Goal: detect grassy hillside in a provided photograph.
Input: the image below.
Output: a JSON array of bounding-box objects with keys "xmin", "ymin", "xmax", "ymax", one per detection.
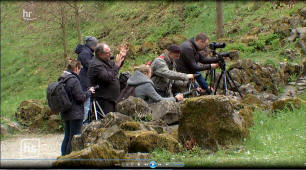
[{"xmin": 1, "ymin": 1, "xmax": 305, "ymax": 120}]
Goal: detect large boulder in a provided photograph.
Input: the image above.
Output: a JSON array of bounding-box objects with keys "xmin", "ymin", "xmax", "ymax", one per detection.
[
  {"xmin": 179, "ymin": 95, "xmax": 253, "ymax": 151},
  {"xmin": 149, "ymin": 100, "xmax": 180, "ymax": 125},
  {"xmin": 116, "ymin": 96, "xmax": 152, "ymax": 120}
]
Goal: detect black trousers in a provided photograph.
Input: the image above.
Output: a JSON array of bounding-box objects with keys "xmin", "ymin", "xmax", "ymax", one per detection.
[
  {"xmin": 96, "ymin": 97, "xmax": 116, "ymax": 115},
  {"xmin": 61, "ymin": 119, "xmax": 82, "ymax": 156}
]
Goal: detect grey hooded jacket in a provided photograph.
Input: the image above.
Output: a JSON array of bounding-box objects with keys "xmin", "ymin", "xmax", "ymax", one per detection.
[
  {"xmin": 151, "ymin": 52, "xmax": 189, "ymax": 96},
  {"xmin": 127, "ymin": 70, "xmax": 176, "ymax": 103}
]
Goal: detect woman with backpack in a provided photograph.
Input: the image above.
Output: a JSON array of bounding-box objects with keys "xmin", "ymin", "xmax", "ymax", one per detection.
[
  {"xmin": 126, "ymin": 64, "xmax": 184, "ymax": 103},
  {"xmin": 58, "ymin": 59, "xmax": 95, "ymax": 156}
]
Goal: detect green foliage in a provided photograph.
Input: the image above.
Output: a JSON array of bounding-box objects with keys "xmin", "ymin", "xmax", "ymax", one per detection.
[
  {"xmin": 264, "ymin": 59, "xmax": 279, "ymax": 69},
  {"xmin": 183, "ymin": 3, "xmax": 201, "ymax": 19},
  {"xmin": 289, "ymin": 73, "xmax": 298, "ymax": 82}
]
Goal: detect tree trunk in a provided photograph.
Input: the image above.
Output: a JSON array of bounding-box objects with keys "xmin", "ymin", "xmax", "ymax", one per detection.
[
  {"xmin": 74, "ymin": 2, "xmax": 82, "ymax": 44},
  {"xmin": 216, "ymin": 0, "xmax": 224, "ymax": 39},
  {"xmin": 60, "ymin": 5, "xmax": 68, "ymax": 59}
]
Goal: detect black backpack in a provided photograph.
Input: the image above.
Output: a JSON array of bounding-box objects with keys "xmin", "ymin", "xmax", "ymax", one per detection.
[
  {"xmin": 46, "ymin": 75, "xmax": 75, "ymax": 113},
  {"xmin": 117, "ymin": 85, "xmax": 136, "ymax": 103},
  {"xmin": 119, "ymin": 72, "xmax": 131, "ymax": 91}
]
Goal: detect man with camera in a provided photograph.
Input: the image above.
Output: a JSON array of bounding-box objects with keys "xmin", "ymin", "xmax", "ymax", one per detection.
[
  {"xmin": 87, "ymin": 43, "xmax": 128, "ymax": 115},
  {"xmin": 176, "ymin": 33, "xmax": 219, "ymax": 94},
  {"xmin": 150, "ymin": 45, "xmax": 195, "ymax": 97},
  {"xmin": 75, "ymin": 36, "xmax": 98, "ymax": 124}
]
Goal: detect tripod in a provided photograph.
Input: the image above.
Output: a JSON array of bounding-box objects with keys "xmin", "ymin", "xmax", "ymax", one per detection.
[
  {"xmin": 89, "ymin": 96, "xmax": 106, "ymax": 122},
  {"xmin": 213, "ymin": 59, "xmax": 243, "ymax": 97}
]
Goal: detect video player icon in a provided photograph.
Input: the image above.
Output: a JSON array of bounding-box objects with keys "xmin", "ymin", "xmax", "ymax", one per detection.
[{"xmin": 149, "ymin": 161, "xmax": 157, "ymax": 168}]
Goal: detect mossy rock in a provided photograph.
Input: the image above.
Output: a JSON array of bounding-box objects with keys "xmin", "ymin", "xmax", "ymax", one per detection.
[
  {"xmin": 240, "ymin": 94, "xmax": 270, "ymax": 110},
  {"xmin": 129, "ymin": 131, "xmax": 179, "ymax": 153},
  {"xmin": 120, "ymin": 121, "xmax": 141, "ymax": 131},
  {"xmin": 179, "ymin": 95, "xmax": 253, "ymax": 151},
  {"xmin": 15, "ymin": 100, "xmax": 44, "ymax": 124},
  {"xmin": 116, "ymin": 96, "xmax": 152, "ymax": 120},
  {"xmin": 53, "ymin": 141, "xmax": 127, "ymax": 168},
  {"xmin": 272, "ymin": 97, "xmax": 302, "ymax": 112}
]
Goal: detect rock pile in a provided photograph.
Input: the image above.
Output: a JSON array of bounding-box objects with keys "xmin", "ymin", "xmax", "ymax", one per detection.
[
  {"xmin": 54, "ymin": 112, "xmax": 179, "ymax": 167},
  {"xmin": 15, "ymin": 100, "xmax": 63, "ymax": 132}
]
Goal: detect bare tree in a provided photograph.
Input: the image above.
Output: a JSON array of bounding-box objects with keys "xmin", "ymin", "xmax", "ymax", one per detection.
[
  {"xmin": 60, "ymin": 5, "xmax": 68, "ymax": 59},
  {"xmin": 216, "ymin": 0, "xmax": 224, "ymax": 39},
  {"xmin": 66, "ymin": 1, "xmax": 82, "ymax": 44},
  {"xmin": 39, "ymin": 2, "xmax": 70, "ymax": 60}
]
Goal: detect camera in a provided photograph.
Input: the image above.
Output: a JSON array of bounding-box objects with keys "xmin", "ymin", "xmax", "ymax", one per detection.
[{"xmin": 209, "ymin": 42, "xmax": 226, "ymax": 51}]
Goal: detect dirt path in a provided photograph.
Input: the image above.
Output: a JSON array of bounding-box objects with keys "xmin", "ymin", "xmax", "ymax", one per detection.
[{"xmin": 1, "ymin": 133, "xmax": 64, "ymax": 168}]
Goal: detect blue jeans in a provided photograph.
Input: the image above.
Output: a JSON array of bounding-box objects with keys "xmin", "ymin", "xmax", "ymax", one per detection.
[
  {"xmin": 195, "ymin": 71, "xmax": 209, "ymax": 90},
  {"xmin": 61, "ymin": 119, "xmax": 82, "ymax": 156},
  {"xmin": 83, "ymin": 98, "xmax": 91, "ymax": 123}
]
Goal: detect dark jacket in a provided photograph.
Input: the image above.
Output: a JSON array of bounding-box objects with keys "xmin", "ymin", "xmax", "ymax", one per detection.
[
  {"xmin": 59, "ymin": 70, "xmax": 91, "ymax": 121},
  {"xmin": 176, "ymin": 38, "xmax": 219, "ymax": 74},
  {"xmin": 75, "ymin": 44, "xmax": 94, "ymax": 91},
  {"xmin": 87, "ymin": 56, "xmax": 121, "ymax": 101},
  {"xmin": 127, "ymin": 70, "xmax": 176, "ymax": 103}
]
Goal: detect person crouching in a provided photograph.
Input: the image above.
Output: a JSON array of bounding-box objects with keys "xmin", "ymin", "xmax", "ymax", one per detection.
[{"xmin": 127, "ymin": 64, "xmax": 184, "ymax": 103}]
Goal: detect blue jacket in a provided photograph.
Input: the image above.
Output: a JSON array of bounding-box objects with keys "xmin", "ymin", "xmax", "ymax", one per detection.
[{"xmin": 75, "ymin": 44, "xmax": 94, "ymax": 91}]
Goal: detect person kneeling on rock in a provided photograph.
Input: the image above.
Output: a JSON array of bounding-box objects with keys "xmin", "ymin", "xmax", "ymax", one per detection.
[
  {"xmin": 58, "ymin": 59, "xmax": 95, "ymax": 156},
  {"xmin": 127, "ymin": 64, "xmax": 184, "ymax": 103}
]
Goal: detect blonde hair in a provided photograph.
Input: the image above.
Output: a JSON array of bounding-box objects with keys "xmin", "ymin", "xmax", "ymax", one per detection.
[{"xmin": 134, "ymin": 64, "xmax": 151, "ymax": 75}]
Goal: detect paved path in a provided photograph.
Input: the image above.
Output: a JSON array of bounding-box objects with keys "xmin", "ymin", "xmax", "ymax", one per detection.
[{"xmin": 1, "ymin": 133, "xmax": 64, "ymax": 168}]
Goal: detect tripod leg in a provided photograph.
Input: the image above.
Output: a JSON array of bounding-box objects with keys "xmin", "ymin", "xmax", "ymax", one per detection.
[
  {"xmin": 223, "ymin": 71, "xmax": 227, "ymax": 96},
  {"xmin": 93, "ymin": 100, "xmax": 98, "ymax": 120},
  {"xmin": 95, "ymin": 101, "xmax": 106, "ymax": 118},
  {"xmin": 214, "ymin": 71, "xmax": 224, "ymax": 95},
  {"xmin": 209, "ymin": 70, "xmax": 213, "ymax": 92},
  {"xmin": 226, "ymin": 74, "xmax": 234, "ymax": 95},
  {"xmin": 226, "ymin": 71, "xmax": 243, "ymax": 98}
]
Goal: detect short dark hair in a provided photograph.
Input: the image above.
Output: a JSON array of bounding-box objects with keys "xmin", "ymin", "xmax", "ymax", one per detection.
[
  {"xmin": 95, "ymin": 43, "xmax": 106, "ymax": 56},
  {"xmin": 195, "ymin": 33, "xmax": 209, "ymax": 42},
  {"xmin": 167, "ymin": 44, "xmax": 181, "ymax": 54},
  {"xmin": 67, "ymin": 59, "xmax": 82, "ymax": 71}
]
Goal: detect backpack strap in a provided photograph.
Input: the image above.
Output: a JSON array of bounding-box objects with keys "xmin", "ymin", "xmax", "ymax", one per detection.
[{"xmin": 59, "ymin": 74, "xmax": 76, "ymax": 84}]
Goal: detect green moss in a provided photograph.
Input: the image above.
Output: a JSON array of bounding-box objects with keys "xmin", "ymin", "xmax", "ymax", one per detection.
[{"xmin": 120, "ymin": 121, "xmax": 141, "ymax": 131}]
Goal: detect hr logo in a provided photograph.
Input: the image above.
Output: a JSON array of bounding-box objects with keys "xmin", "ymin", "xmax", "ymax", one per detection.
[
  {"xmin": 22, "ymin": 9, "xmax": 36, "ymax": 21},
  {"xmin": 22, "ymin": 2, "xmax": 36, "ymax": 21},
  {"xmin": 20, "ymin": 138, "xmax": 40, "ymax": 158}
]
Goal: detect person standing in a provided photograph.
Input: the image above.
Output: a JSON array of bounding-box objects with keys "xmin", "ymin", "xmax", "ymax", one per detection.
[
  {"xmin": 176, "ymin": 33, "xmax": 219, "ymax": 94},
  {"xmin": 59, "ymin": 59, "xmax": 95, "ymax": 156},
  {"xmin": 75, "ymin": 36, "xmax": 98, "ymax": 124},
  {"xmin": 87, "ymin": 43, "xmax": 128, "ymax": 115}
]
